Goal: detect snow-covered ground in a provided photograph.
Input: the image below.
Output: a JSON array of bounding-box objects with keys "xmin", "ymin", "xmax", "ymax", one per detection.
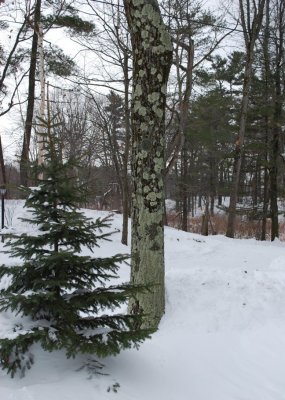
[{"xmin": 1, "ymin": 201, "xmax": 285, "ymax": 400}]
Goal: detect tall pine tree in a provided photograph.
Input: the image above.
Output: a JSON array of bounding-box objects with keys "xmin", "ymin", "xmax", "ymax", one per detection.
[{"xmin": 0, "ymin": 126, "xmax": 148, "ymax": 377}]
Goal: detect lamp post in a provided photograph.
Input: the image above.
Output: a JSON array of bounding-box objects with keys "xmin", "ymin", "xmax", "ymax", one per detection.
[{"xmin": 0, "ymin": 187, "xmax": 7, "ymax": 243}]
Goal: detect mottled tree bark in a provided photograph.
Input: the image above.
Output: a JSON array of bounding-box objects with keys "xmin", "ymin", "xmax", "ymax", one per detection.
[{"xmin": 123, "ymin": 0, "xmax": 172, "ymax": 329}]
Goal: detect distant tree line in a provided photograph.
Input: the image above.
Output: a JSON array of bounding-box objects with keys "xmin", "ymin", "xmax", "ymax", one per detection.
[{"xmin": 0, "ymin": 0, "xmax": 284, "ymax": 242}]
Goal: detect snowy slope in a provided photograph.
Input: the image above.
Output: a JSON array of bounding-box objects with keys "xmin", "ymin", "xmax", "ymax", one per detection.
[{"xmin": 0, "ymin": 201, "xmax": 285, "ymax": 400}]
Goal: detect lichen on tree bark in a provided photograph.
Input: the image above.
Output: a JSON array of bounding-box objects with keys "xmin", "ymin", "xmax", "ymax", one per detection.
[{"xmin": 123, "ymin": 0, "xmax": 172, "ymax": 329}]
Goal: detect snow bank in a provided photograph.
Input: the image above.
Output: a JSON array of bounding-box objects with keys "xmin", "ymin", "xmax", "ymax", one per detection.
[{"xmin": 0, "ymin": 201, "xmax": 284, "ymax": 400}]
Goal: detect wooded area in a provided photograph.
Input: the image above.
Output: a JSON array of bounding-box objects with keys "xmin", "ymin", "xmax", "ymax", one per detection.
[
  {"xmin": 0, "ymin": 0, "xmax": 284, "ymax": 241},
  {"xmin": 0, "ymin": 0, "xmax": 284, "ymax": 373}
]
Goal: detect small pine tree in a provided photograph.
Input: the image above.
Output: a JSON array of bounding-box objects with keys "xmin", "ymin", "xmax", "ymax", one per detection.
[{"xmin": 0, "ymin": 131, "xmax": 148, "ymax": 377}]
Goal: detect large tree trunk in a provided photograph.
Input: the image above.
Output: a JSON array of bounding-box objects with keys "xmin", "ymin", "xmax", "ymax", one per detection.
[
  {"xmin": 20, "ymin": 0, "xmax": 41, "ymax": 187},
  {"xmin": 124, "ymin": 0, "xmax": 172, "ymax": 329}
]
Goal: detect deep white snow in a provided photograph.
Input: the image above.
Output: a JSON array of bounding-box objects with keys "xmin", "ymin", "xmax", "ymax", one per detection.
[{"xmin": 0, "ymin": 200, "xmax": 285, "ymax": 400}]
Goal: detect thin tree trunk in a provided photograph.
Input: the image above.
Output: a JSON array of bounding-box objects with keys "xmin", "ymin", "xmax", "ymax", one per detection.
[
  {"xmin": 226, "ymin": 58, "xmax": 253, "ymax": 238},
  {"xmin": 269, "ymin": 129, "xmax": 279, "ymax": 240},
  {"xmin": 226, "ymin": 0, "xmax": 266, "ymax": 238},
  {"xmin": 261, "ymin": 161, "xmax": 269, "ymax": 240},
  {"xmin": 167, "ymin": 34, "xmax": 194, "ymax": 231},
  {"xmin": 0, "ymin": 135, "xmax": 6, "ymax": 187},
  {"xmin": 201, "ymin": 196, "xmax": 209, "ymax": 236},
  {"xmin": 37, "ymin": 21, "xmax": 45, "ymax": 169},
  {"xmin": 20, "ymin": 0, "xmax": 42, "ymax": 187},
  {"xmin": 181, "ymin": 146, "xmax": 188, "ymax": 231},
  {"xmin": 165, "ymin": 39, "xmax": 194, "ymax": 176},
  {"xmin": 0, "ymin": 19, "xmax": 26, "ymax": 94},
  {"xmin": 210, "ymin": 156, "xmax": 216, "ymax": 216},
  {"xmin": 121, "ymin": 50, "xmax": 131, "ymax": 245},
  {"xmin": 269, "ymin": 0, "xmax": 284, "ymax": 241},
  {"xmin": 261, "ymin": 0, "xmax": 270, "ymax": 241}
]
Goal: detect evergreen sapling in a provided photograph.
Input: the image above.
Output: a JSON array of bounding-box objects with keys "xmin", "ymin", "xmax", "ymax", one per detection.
[{"xmin": 0, "ymin": 135, "xmax": 148, "ymax": 377}]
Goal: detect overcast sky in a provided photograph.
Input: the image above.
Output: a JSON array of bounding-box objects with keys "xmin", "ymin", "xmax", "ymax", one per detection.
[{"xmin": 0, "ymin": 0, "xmax": 241, "ymax": 161}]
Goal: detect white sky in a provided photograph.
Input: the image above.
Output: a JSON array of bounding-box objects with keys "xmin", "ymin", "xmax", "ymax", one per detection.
[{"xmin": 0, "ymin": 0, "xmax": 241, "ymax": 161}]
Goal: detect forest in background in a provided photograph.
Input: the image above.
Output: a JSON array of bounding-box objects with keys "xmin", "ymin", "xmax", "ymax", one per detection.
[{"xmin": 0, "ymin": 0, "xmax": 284, "ymax": 242}]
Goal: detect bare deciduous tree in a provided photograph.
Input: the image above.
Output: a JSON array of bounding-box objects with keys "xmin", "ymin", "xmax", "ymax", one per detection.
[{"xmin": 226, "ymin": 0, "xmax": 266, "ymax": 238}]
